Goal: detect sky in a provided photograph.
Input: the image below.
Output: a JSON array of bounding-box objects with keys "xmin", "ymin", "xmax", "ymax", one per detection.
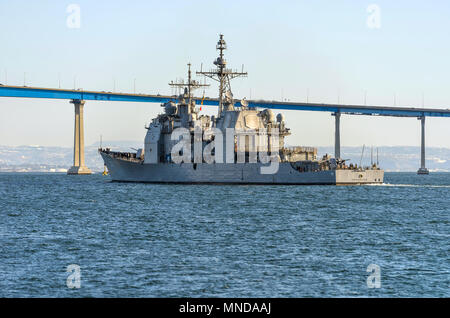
[{"xmin": 0, "ymin": 0, "xmax": 449, "ymax": 148}]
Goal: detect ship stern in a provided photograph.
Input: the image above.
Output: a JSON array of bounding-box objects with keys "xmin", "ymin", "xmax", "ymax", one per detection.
[{"xmin": 335, "ymin": 169, "xmax": 384, "ymax": 185}]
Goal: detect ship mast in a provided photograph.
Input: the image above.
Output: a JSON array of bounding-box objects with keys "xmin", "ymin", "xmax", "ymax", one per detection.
[
  {"xmin": 169, "ymin": 63, "xmax": 209, "ymax": 105},
  {"xmin": 197, "ymin": 34, "xmax": 247, "ymax": 116}
]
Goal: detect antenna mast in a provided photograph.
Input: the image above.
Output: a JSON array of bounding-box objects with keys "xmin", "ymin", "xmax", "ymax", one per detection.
[
  {"xmin": 377, "ymin": 147, "xmax": 379, "ymax": 166},
  {"xmin": 169, "ymin": 63, "xmax": 209, "ymax": 105},
  {"xmin": 359, "ymin": 144, "xmax": 365, "ymax": 168},
  {"xmin": 197, "ymin": 34, "xmax": 247, "ymax": 116},
  {"xmin": 371, "ymin": 146, "xmax": 373, "ymax": 166}
]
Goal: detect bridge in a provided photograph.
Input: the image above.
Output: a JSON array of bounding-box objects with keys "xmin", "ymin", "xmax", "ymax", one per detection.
[{"xmin": 1, "ymin": 84, "xmax": 450, "ymax": 174}]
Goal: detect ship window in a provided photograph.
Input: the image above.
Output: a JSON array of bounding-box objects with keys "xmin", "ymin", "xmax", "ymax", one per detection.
[{"xmin": 193, "ymin": 163, "xmax": 197, "ymax": 170}]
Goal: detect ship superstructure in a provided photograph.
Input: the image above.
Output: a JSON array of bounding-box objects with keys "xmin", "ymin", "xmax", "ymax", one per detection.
[{"xmin": 99, "ymin": 35, "xmax": 383, "ymax": 184}]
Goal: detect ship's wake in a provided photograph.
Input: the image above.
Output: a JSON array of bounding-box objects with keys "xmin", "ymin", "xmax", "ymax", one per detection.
[{"xmin": 367, "ymin": 183, "xmax": 450, "ymax": 188}]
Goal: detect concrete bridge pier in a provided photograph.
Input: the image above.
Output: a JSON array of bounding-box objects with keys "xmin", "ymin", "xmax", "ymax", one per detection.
[
  {"xmin": 333, "ymin": 112, "xmax": 341, "ymax": 159},
  {"xmin": 417, "ymin": 116, "xmax": 429, "ymax": 175},
  {"xmin": 67, "ymin": 99, "xmax": 91, "ymax": 175}
]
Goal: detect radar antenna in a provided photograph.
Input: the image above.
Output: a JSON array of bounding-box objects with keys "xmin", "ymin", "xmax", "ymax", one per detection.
[
  {"xmin": 169, "ymin": 63, "xmax": 209, "ymax": 105},
  {"xmin": 197, "ymin": 34, "xmax": 247, "ymax": 116}
]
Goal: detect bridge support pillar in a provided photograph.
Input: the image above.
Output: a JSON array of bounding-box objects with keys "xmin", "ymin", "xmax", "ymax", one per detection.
[
  {"xmin": 67, "ymin": 99, "xmax": 91, "ymax": 175},
  {"xmin": 417, "ymin": 116, "xmax": 429, "ymax": 175},
  {"xmin": 333, "ymin": 112, "xmax": 341, "ymax": 159}
]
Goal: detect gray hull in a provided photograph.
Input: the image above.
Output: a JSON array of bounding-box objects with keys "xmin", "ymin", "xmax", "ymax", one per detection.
[{"xmin": 100, "ymin": 152, "xmax": 384, "ymax": 185}]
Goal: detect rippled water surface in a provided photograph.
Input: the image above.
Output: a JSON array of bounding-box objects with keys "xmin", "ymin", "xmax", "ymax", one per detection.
[{"xmin": 0, "ymin": 172, "xmax": 449, "ymax": 297}]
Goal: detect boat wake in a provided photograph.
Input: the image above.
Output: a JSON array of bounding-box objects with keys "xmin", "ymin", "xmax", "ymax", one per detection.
[{"xmin": 368, "ymin": 183, "xmax": 450, "ymax": 188}]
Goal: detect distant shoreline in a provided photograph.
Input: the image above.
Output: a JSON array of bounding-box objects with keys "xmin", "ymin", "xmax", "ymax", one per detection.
[{"xmin": 1, "ymin": 144, "xmax": 449, "ymax": 173}]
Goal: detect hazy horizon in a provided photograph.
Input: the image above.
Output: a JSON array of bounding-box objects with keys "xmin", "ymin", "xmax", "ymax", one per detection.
[{"xmin": 2, "ymin": 142, "xmax": 450, "ymax": 150}]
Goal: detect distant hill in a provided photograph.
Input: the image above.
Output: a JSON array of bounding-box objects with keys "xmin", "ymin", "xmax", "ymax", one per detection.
[
  {"xmin": 0, "ymin": 141, "xmax": 143, "ymax": 173},
  {"xmin": 0, "ymin": 142, "xmax": 449, "ymax": 172}
]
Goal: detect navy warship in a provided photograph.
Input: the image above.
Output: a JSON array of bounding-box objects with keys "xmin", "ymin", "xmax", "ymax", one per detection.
[{"xmin": 99, "ymin": 35, "xmax": 384, "ymax": 185}]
